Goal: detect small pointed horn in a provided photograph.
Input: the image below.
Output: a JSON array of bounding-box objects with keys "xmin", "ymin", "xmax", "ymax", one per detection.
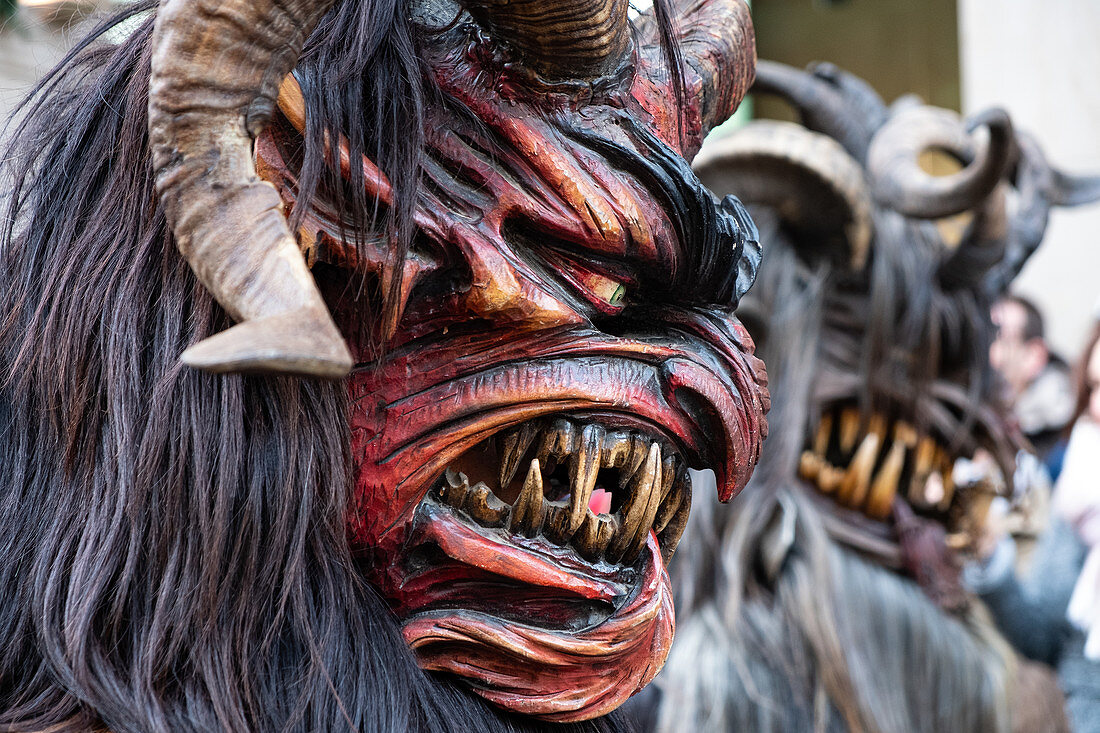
[
  {"xmin": 694, "ymin": 120, "xmax": 872, "ymax": 270},
  {"xmin": 630, "ymin": 0, "xmax": 756, "ymax": 155},
  {"xmin": 984, "ymin": 132, "xmax": 1100, "ymax": 294},
  {"xmin": 148, "ymin": 0, "xmax": 352, "ymax": 378},
  {"xmin": 459, "ymin": 0, "xmax": 631, "ymax": 81},
  {"xmin": 1050, "ymin": 168, "xmax": 1100, "ymax": 207},
  {"xmin": 808, "ymin": 61, "xmax": 889, "ymax": 137},
  {"xmin": 674, "ymin": 0, "xmax": 756, "ymax": 138},
  {"xmin": 867, "ymin": 106, "xmax": 1014, "ymax": 221}
]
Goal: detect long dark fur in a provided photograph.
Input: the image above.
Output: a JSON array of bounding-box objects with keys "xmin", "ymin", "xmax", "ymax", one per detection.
[
  {"xmin": 0, "ymin": 0, "xmax": 691, "ymax": 729},
  {"xmin": 644, "ymin": 220, "xmax": 1013, "ymax": 733}
]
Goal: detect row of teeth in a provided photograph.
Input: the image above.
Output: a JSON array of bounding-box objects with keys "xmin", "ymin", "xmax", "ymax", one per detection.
[
  {"xmin": 799, "ymin": 409, "xmax": 956, "ymax": 520},
  {"xmin": 436, "ymin": 419, "xmax": 692, "ymax": 564}
]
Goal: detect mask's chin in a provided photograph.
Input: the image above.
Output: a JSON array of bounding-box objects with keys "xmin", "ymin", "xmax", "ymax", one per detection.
[{"xmin": 387, "ymin": 414, "xmax": 691, "ymax": 721}]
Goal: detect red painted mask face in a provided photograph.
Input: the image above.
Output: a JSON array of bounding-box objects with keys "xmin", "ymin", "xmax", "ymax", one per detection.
[{"xmin": 258, "ymin": 0, "xmax": 767, "ymax": 721}]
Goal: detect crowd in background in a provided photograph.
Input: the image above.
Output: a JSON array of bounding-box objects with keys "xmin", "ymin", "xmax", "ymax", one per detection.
[{"xmin": 971, "ymin": 295, "xmax": 1100, "ymax": 732}]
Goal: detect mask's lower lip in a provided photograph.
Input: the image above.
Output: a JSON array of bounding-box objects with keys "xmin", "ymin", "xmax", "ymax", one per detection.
[{"xmin": 400, "ymin": 527, "xmax": 674, "ymax": 722}]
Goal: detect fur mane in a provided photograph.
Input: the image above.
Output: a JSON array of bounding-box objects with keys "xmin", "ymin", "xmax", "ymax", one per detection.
[
  {"xmin": 656, "ymin": 485, "xmax": 1011, "ymax": 733},
  {"xmin": 0, "ymin": 4, "xmax": 649, "ymax": 731}
]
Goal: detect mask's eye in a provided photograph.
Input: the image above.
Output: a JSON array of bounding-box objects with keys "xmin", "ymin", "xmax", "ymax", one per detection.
[
  {"xmin": 521, "ymin": 231, "xmax": 633, "ymax": 314},
  {"xmin": 570, "ymin": 268, "xmax": 629, "ymax": 313},
  {"xmin": 585, "ymin": 273, "xmax": 626, "ymax": 307}
]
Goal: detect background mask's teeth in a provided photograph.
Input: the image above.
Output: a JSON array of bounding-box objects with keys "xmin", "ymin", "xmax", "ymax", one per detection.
[
  {"xmin": 867, "ymin": 413, "xmax": 887, "ymax": 444},
  {"xmin": 499, "ymin": 422, "xmax": 538, "ymax": 490},
  {"xmin": 509, "ymin": 459, "xmax": 546, "ymax": 536},
  {"xmin": 818, "ymin": 463, "xmax": 844, "ymax": 493},
  {"xmin": 567, "ymin": 424, "xmax": 604, "ymax": 535},
  {"xmin": 813, "ymin": 412, "xmax": 833, "ymax": 455},
  {"xmin": 915, "ymin": 436, "xmax": 936, "ymax": 476},
  {"xmin": 608, "ymin": 442, "xmax": 661, "ymax": 562},
  {"xmin": 799, "ymin": 450, "xmax": 823, "ymax": 481},
  {"xmin": 937, "ymin": 456, "xmax": 956, "ymax": 511},
  {"xmin": 894, "ymin": 420, "xmax": 917, "ymax": 447},
  {"xmin": 839, "ymin": 408, "xmax": 860, "ymax": 454},
  {"xmin": 865, "ymin": 439, "xmax": 904, "ymax": 519},
  {"xmin": 466, "ymin": 482, "xmax": 509, "ymax": 527},
  {"xmin": 908, "ymin": 436, "xmax": 937, "ymax": 505},
  {"xmin": 838, "ymin": 432, "xmax": 879, "ymax": 508}
]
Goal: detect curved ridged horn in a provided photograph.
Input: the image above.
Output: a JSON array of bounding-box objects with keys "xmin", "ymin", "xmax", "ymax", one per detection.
[
  {"xmin": 753, "ymin": 60, "xmax": 884, "ymax": 164},
  {"xmin": 936, "ymin": 186, "xmax": 1008, "ymax": 291},
  {"xmin": 866, "ymin": 106, "xmax": 1014, "ymax": 221},
  {"xmin": 459, "ymin": 0, "xmax": 630, "ymax": 80},
  {"xmin": 809, "ymin": 61, "xmax": 889, "ymax": 137},
  {"xmin": 693, "ymin": 120, "xmax": 872, "ymax": 270},
  {"xmin": 148, "ymin": 0, "xmax": 352, "ymax": 378}
]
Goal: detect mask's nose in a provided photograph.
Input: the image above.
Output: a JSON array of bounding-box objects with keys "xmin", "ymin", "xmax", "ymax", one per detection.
[{"xmin": 457, "ymin": 237, "xmax": 585, "ymax": 330}]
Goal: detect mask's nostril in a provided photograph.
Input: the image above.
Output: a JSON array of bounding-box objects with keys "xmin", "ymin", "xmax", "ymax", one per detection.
[{"xmin": 456, "ymin": 238, "xmax": 585, "ymax": 329}]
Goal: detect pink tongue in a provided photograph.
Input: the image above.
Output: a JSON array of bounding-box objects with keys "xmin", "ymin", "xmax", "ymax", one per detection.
[{"xmin": 589, "ymin": 489, "xmax": 612, "ymax": 515}]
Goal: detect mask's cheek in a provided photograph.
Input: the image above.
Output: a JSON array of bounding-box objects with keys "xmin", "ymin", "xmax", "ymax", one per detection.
[{"xmin": 345, "ymin": 405, "xmax": 427, "ymax": 563}]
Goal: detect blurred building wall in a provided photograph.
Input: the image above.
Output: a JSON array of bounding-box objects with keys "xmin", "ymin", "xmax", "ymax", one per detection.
[
  {"xmin": 0, "ymin": 13, "xmax": 69, "ymax": 126},
  {"xmin": 960, "ymin": 0, "xmax": 1100, "ymax": 359},
  {"xmin": 751, "ymin": 0, "xmax": 960, "ymax": 120}
]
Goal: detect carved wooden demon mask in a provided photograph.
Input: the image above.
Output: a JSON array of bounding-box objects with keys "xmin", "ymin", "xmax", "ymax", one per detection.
[
  {"xmin": 695, "ymin": 61, "xmax": 1099, "ymax": 600},
  {"xmin": 145, "ymin": 0, "xmax": 767, "ymax": 721}
]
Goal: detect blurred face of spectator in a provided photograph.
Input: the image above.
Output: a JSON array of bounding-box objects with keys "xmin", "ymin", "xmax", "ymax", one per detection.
[
  {"xmin": 990, "ymin": 299, "xmax": 1048, "ymax": 402},
  {"xmin": 1087, "ymin": 338, "xmax": 1100, "ymax": 423}
]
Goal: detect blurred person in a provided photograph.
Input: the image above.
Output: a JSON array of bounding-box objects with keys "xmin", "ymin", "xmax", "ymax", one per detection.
[
  {"xmin": 967, "ymin": 321, "xmax": 1100, "ymax": 733},
  {"xmin": 990, "ymin": 295, "xmax": 1076, "ymax": 474}
]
